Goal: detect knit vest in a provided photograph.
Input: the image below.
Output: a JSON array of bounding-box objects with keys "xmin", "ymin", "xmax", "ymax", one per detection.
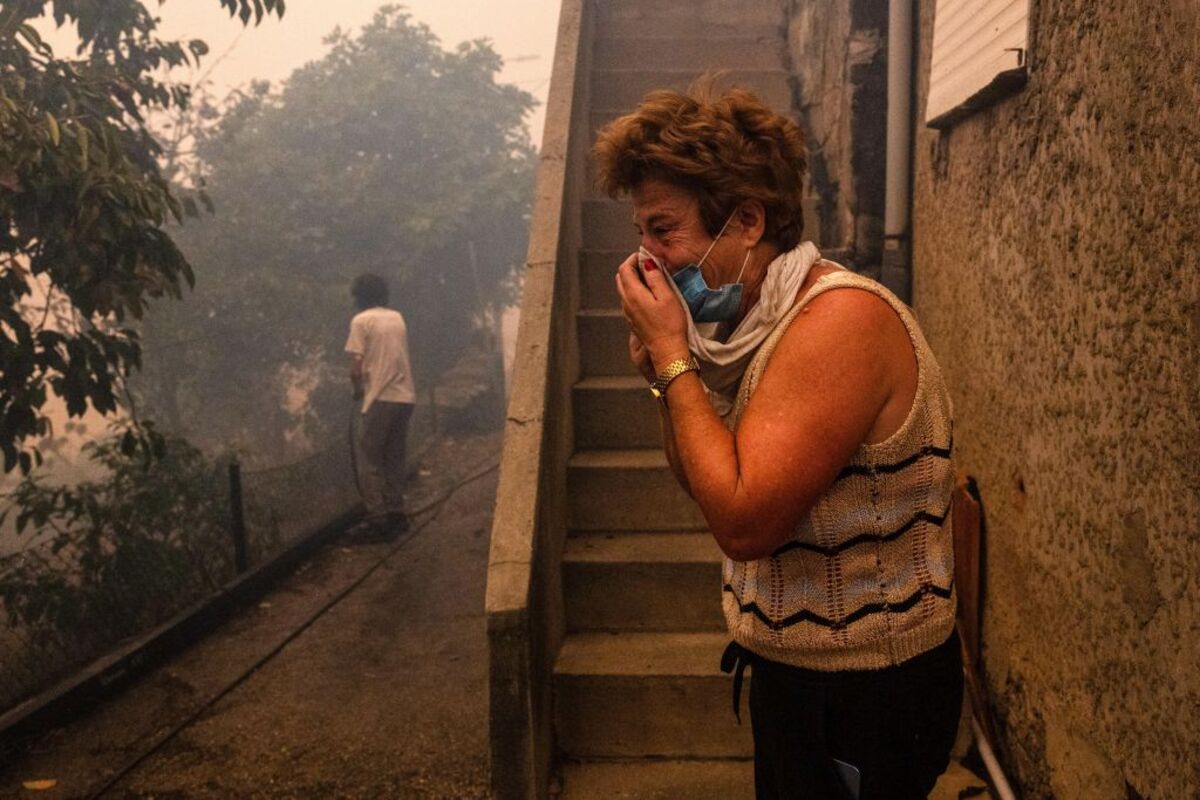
[{"xmin": 722, "ymin": 269, "xmax": 957, "ymax": 671}]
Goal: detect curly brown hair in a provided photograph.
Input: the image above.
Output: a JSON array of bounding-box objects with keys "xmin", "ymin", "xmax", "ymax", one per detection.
[{"xmin": 592, "ymin": 83, "xmax": 808, "ymax": 250}]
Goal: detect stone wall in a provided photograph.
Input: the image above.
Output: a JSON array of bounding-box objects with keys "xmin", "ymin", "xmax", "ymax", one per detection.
[
  {"xmin": 785, "ymin": 0, "xmax": 888, "ymax": 272},
  {"xmin": 909, "ymin": 1, "xmax": 1200, "ymax": 797}
]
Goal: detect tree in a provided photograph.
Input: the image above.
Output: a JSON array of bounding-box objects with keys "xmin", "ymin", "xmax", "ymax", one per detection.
[
  {"xmin": 135, "ymin": 6, "xmax": 537, "ymax": 458},
  {"xmin": 0, "ymin": 0, "xmax": 285, "ymax": 474}
]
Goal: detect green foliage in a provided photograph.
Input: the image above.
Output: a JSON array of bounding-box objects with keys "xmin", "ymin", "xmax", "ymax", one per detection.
[
  {"xmin": 0, "ymin": 0, "xmax": 284, "ymax": 473},
  {"xmin": 0, "ymin": 424, "xmax": 274, "ymax": 647},
  {"xmin": 136, "ymin": 6, "xmax": 537, "ymax": 456}
]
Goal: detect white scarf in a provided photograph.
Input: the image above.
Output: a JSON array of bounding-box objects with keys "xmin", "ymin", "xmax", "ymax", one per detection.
[{"xmin": 665, "ymin": 241, "xmax": 822, "ymax": 419}]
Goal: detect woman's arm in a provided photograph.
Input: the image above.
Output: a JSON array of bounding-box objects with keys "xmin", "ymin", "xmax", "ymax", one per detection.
[
  {"xmin": 629, "ymin": 331, "xmax": 693, "ymax": 496},
  {"xmin": 617, "ymin": 257, "xmax": 904, "ymax": 561},
  {"xmin": 657, "ymin": 403, "xmax": 693, "ymax": 497}
]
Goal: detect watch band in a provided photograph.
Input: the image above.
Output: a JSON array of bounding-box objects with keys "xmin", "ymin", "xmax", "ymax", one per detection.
[{"xmin": 650, "ymin": 356, "xmax": 699, "ymax": 400}]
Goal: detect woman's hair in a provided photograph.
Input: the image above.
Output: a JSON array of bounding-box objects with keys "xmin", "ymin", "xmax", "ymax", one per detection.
[
  {"xmin": 592, "ymin": 83, "xmax": 808, "ymax": 250},
  {"xmin": 351, "ymin": 272, "xmax": 389, "ymax": 309}
]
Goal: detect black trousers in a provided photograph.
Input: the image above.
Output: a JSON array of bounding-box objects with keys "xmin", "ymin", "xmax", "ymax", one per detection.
[{"xmin": 742, "ymin": 631, "xmax": 963, "ymax": 800}]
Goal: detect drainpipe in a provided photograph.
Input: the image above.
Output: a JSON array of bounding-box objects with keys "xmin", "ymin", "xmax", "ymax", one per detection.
[
  {"xmin": 886, "ymin": 5, "xmax": 1019, "ymax": 795},
  {"xmin": 883, "ymin": 0, "xmax": 914, "ymax": 303}
]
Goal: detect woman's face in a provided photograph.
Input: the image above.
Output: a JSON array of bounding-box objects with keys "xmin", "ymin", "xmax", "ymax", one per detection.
[{"xmin": 631, "ymin": 178, "xmax": 743, "ymax": 285}]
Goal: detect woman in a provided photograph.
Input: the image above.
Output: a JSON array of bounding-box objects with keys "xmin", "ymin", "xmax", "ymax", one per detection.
[{"xmin": 594, "ymin": 86, "xmax": 962, "ymax": 799}]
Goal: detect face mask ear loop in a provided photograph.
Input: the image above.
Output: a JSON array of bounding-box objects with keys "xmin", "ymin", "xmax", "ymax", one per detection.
[
  {"xmin": 734, "ymin": 249, "xmax": 751, "ymax": 284},
  {"xmin": 696, "ymin": 210, "xmax": 738, "ymax": 284}
]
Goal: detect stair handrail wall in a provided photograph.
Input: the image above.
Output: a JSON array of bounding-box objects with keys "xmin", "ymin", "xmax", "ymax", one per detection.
[{"xmin": 485, "ymin": 0, "xmax": 592, "ymax": 797}]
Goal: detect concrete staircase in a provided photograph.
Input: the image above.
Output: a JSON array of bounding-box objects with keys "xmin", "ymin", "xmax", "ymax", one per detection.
[{"xmin": 554, "ymin": 2, "xmax": 796, "ymax": 796}]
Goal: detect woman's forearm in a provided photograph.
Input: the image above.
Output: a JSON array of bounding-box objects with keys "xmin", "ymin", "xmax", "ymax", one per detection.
[
  {"xmin": 658, "ymin": 404, "xmax": 693, "ymax": 496},
  {"xmin": 660, "ymin": 372, "xmax": 765, "ymax": 556}
]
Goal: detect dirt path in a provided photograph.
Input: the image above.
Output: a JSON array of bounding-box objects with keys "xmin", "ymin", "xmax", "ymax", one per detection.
[{"xmin": 1, "ymin": 431, "xmax": 502, "ymax": 800}]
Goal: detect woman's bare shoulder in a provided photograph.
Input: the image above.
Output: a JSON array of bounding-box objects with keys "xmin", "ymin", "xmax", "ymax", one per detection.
[
  {"xmin": 789, "ymin": 260, "xmax": 843, "ymax": 307},
  {"xmin": 768, "ymin": 272, "xmax": 911, "ymax": 404}
]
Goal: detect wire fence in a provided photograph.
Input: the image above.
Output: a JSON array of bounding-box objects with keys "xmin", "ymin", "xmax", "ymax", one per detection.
[
  {"xmin": 0, "ymin": 399, "xmax": 443, "ymax": 719},
  {"xmin": 0, "ymin": 511, "xmax": 238, "ymax": 715}
]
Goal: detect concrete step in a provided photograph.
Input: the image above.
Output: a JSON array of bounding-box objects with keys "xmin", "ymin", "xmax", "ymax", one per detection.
[
  {"xmin": 577, "ymin": 309, "xmax": 638, "ymax": 378},
  {"xmin": 582, "ymin": 198, "xmax": 637, "ymax": 251},
  {"xmin": 564, "ymin": 532, "xmax": 725, "ymax": 632},
  {"xmin": 568, "ymin": 449, "xmax": 706, "ymax": 531},
  {"xmin": 560, "ymin": 747, "xmax": 989, "ymax": 799},
  {"xmin": 574, "ymin": 376, "xmax": 660, "ymax": 450},
  {"xmin": 595, "ymin": 0, "xmax": 786, "ymax": 40},
  {"xmin": 554, "ymin": 631, "xmax": 751, "ymax": 758},
  {"xmin": 560, "ymin": 759, "xmax": 755, "ymax": 799},
  {"xmin": 591, "ymin": 69, "xmax": 794, "ymax": 114},
  {"xmin": 594, "ymin": 36, "xmax": 789, "ymax": 73},
  {"xmin": 579, "ymin": 249, "xmax": 626, "ymax": 310}
]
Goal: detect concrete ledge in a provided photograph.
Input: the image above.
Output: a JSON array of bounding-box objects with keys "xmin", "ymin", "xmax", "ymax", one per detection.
[
  {"xmin": 487, "ymin": 604, "xmax": 535, "ymax": 794},
  {"xmin": 485, "ymin": 0, "xmax": 588, "ymax": 796}
]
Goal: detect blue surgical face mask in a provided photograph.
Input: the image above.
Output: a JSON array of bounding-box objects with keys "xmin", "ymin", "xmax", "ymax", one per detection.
[{"xmin": 640, "ymin": 212, "xmax": 749, "ymax": 323}]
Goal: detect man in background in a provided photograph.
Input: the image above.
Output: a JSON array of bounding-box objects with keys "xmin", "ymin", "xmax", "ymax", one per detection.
[{"xmin": 346, "ymin": 273, "xmax": 416, "ymax": 537}]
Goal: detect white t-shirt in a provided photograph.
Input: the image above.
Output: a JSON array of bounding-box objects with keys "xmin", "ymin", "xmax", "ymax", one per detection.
[{"xmin": 345, "ymin": 307, "xmax": 416, "ymax": 413}]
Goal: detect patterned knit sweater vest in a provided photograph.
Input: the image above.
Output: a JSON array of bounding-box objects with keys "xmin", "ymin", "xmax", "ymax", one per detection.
[{"xmin": 722, "ymin": 269, "xmax": 957, "ymax": 671}]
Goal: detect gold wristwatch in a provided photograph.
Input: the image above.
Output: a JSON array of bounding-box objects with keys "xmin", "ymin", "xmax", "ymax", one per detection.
[{"xmin": 649, "ymin": 356, "xmax": 700, "ymax": 402}]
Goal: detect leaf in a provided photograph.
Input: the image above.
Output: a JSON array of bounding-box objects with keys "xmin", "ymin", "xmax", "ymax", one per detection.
[
  {"xmin": 17, "ymin": 24, "xmax": 52, "ymax": 56},
  {"xmin": 22, "ymin": 779, "xmax": 58, "ymax": 791},
  {"xmin": 45, "ymin": 113, "xmax": 60, "ymax": 147}
]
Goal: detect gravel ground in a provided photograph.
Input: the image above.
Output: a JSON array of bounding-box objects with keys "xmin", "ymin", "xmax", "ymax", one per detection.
[{"xmin": 1, "ymin": 430, "xmax": 502, "ymax": 800}]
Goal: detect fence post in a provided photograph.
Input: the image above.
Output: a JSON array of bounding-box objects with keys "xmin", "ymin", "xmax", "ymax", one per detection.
[{"xmin": 228, "ymin": 460, "xmax": 249, "ymax": 573}]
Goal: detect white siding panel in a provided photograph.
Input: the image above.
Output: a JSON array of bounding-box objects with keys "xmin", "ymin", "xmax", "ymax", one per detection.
[
  {"xmin": 931, "ymin": 0, "xmax": 976, "ymax": 35},
  {"xmin": 934, "ymin": 2, "xmax": 1028, "ymax": 76},
  {"xmin": 926, "ymin": 0, "xmax": 1030, "ymax": 125},
  {"xmin": 936, "ymin": 16, "xmax": 1027, "ymax": 82},
  {"xmin": 935, "ymin": 1, "xmax": 1009, "ymax": 51},
  {"xmin": 935, "ymin": 1, "xmax": 1024, "ymax": 66}
]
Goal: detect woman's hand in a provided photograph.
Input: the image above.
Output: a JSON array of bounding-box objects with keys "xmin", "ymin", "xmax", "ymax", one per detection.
[
  {"xmin": 615, "ymin": 253, "xmax": 690, "ymax": 372},
  {"xmin": 628, "ymin": 332, "xmax": 656, "ymax": 383}
]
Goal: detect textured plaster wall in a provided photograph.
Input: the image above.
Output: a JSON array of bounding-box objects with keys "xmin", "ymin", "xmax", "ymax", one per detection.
[
  {"xmin": 910, "ymin": 0, "xmax": 1200, "ymax": 797},
  {"xmin": 786, "ymin": 0, "xmax": 888, "ymax": 268}
]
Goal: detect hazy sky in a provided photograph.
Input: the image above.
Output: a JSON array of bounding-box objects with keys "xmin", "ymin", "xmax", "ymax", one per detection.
[{"xmin": 42, "ymin": 0, "xmax": 563, "ymax": 145}]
